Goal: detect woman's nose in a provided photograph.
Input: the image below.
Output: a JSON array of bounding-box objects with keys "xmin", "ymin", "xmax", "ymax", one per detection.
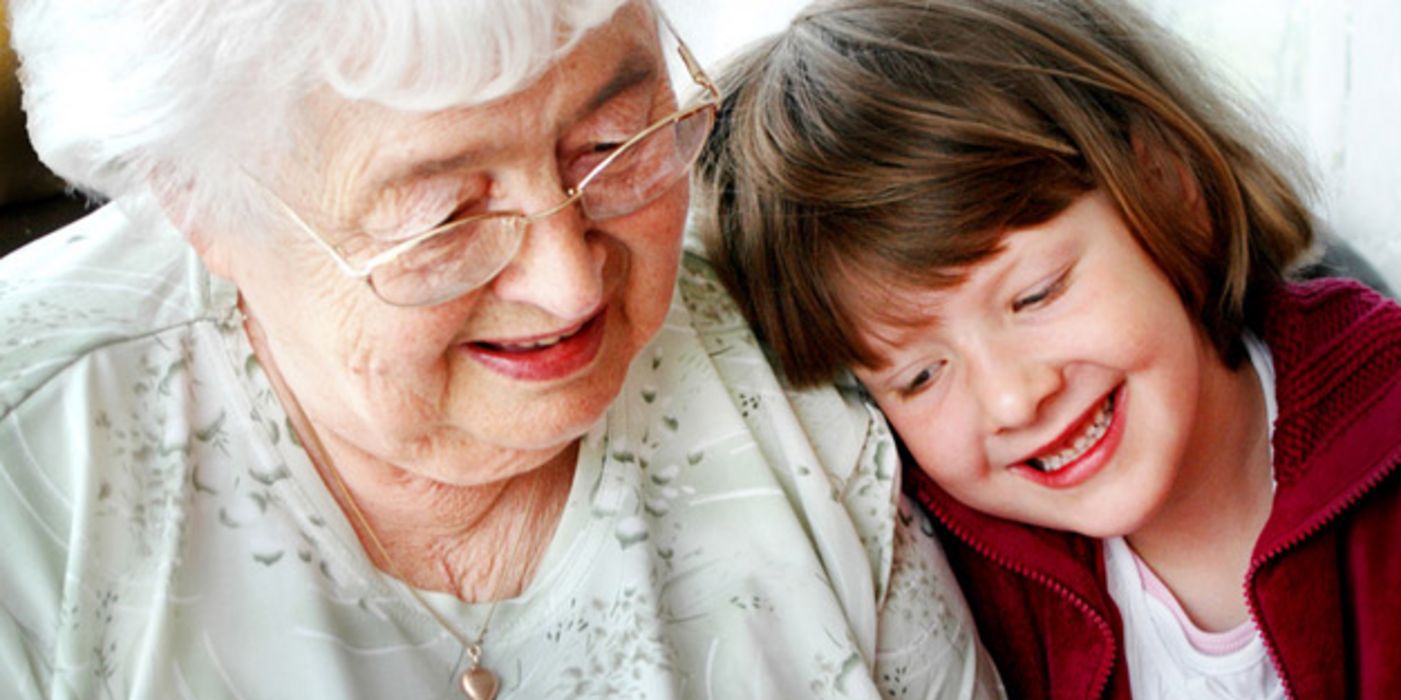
[
  {"xmin": 967, "ymin": 336, "xmax": 1062, "ymax": 433},
  {"xmin": 487, "ymin": 189, "xmax": 605, "ymax": 322}
]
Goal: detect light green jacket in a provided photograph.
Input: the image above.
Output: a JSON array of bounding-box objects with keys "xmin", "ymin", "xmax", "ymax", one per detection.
[{"xmin": 0, "ymin": 203, "xmax": 1001, "ymax": 699}]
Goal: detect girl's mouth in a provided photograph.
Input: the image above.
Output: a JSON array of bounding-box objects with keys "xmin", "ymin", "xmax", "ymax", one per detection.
[{"xmin": 1027, "ymin": 389, "xmax": 1117, "ymax": 473}]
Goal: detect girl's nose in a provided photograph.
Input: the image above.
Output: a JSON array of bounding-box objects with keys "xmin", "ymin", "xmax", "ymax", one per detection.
[{"xmin": 967, "ymin": 336, "xmax": 1063, "ymax": 433}]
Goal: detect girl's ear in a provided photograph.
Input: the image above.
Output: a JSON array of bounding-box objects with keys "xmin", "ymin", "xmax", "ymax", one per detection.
[{"xmin": 1132, "ymin": 131, "xmax": 1209, "ymax": 230}]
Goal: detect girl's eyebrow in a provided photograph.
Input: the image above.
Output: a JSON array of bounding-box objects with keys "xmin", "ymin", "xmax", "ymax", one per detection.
[
  {"xmin": 853, "ymin": 243, "xmax": 1049, "ymax": 373},
  {"xmin": 855, "ymin": 314, "xmax": 939, "ymax": 375}
]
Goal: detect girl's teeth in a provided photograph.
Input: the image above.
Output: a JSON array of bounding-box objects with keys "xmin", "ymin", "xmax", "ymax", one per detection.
[{"xmin": 1028, "ymin": 392, "xmax": 1116, "ymax": 473}]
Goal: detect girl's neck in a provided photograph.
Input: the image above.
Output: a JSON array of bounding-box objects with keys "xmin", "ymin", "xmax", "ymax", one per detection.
[{"xmin": 1125, "ymin": 346, "xmax": 1274, "ymax": 631}]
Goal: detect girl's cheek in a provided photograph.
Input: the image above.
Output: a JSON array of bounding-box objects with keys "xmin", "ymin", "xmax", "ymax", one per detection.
[{"xmin": 944, "ymin": 417, "xmax": 983, "ymax": 479}]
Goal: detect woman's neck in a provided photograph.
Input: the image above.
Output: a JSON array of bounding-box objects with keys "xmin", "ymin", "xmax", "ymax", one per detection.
[
  {"xmin": 243, "ymin": 303, "xmax": 573, "ymax": 602},
  {"xmin": 1125, "ymin": 349, "xmax": 1274, "ymax": 632},
  {"xmin": 313, "ymin": 429, "xmax": 575, "ymax": 602}
]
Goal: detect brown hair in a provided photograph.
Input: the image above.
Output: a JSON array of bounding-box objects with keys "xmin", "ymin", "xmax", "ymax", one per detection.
[{"xmin": 694, "ymin": 0, "xmax": 1316, "ymax": 387}]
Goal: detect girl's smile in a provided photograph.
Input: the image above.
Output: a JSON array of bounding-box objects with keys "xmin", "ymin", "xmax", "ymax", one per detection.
[
  {"xmin": 851, "ymin": 190, "xmax": 1260, "ymax": 539},
  {"xmin": 1009, "ymin": 383, "xmax": 1126, "ymax": 489}
]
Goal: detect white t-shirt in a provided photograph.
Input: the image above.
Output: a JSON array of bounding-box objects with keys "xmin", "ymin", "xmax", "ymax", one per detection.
[{"xmin": 1103, "ymin": 335, "xmax": 1282, "ymax": 699}]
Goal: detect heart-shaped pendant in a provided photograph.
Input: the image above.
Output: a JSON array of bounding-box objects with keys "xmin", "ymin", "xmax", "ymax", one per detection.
[{"xmin": 460, "ymin": 665, "xmax": 499, "ymax": 700}]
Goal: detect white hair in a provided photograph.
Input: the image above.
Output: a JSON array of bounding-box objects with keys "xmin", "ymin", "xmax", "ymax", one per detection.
[{"xmin": 8, "ymin": 0, "xmax": 632, "ymax": 230}]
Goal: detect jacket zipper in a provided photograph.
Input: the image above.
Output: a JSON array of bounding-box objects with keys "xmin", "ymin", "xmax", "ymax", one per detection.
[
  {"xmin": 1243, "ymin": 450, "xmax": 1401, "ymax": 700},
  {"xmin": 921, "ymin": 495, "xmax": 1118, "ymax": 700}
]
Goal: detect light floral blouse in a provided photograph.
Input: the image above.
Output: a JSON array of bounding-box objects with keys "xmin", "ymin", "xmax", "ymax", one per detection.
[{"xmin": 0, "ymin": 203, "xmax": 1002, "ymax": 699}]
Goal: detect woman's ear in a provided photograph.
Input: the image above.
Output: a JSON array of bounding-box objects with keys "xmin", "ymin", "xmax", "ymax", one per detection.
[
  {"xmin": 150, "ymin": 171, "xmax": 239, "ymax": 279},
  {"xmin": 183, "ymin": 223, "xmax": 238, "ymax": 280}
]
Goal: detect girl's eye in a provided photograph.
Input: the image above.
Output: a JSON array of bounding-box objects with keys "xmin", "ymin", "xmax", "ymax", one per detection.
[
  {"xmin": 901, "ymin": 361, "xmax": 946, "ymax": 397},
  {"xmin": 1012, "ymin": 269, "xmax": 1070, "ymax": 312}
]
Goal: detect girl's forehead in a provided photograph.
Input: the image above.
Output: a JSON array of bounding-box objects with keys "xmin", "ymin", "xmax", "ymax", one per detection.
[
  {"xmin": 840, "ymin": 271, "xmax": 956, "ymax": 365},
  {"xmin": 836, "ymin": 249, "xmax": 998, "ymax": 334},
  {"xmin": 839, "ymin": 229, "xmax": 1050, "ymax": 365}
]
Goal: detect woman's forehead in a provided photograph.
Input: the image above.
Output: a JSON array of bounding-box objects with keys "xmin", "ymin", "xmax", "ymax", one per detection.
[{"xmin": 295, "ymin": 5, "xmax": 665, "ymax": 195}]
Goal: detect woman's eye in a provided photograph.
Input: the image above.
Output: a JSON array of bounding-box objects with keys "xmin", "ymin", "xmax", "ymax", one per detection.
[
  {"xmin": 564, "ymin": 91, "xmax": 654, "ymax": 180},
  {"xmin": 565, "ymin": 140, "xmax": 627, "ymax": 183},
  {"xmin": 447, "ymin": 196, "xmax": 491, "ymax": 221},
  {"xmin": 1012, "ymin": 270, "xmax": 1070, "ymax": 312},
  {"xmin": 406, "ymin": 196, "xmax": 484, "ymax": 237},
  {"xmin": 591, "ymin": 139, "xmax": 627, "ymax": 154},
  {"xmin": 368, "ymin": 177, "xmax": 491, "ymax": 240}
]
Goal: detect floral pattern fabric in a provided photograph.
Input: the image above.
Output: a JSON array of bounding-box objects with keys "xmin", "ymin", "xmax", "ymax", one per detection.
[{"xmin": 0, "ymin": 203, "xmax": 1002, "ymax": 699}]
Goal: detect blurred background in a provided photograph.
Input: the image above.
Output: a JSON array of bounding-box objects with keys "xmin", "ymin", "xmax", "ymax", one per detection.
[
  {"xmin": 667, "ymin": 0, "xmax": 1401, "ymax": 293},
  {"xmin": 4, "ymin": 1, "xmax": 1399, "ymax": 292}
]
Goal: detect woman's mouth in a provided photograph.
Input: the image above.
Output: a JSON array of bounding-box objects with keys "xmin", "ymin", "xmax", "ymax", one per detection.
[
  {"xmin": 479, "ymin": 329, "xmax": 582, "ymax": 352},
  {"xmin": 464, "ymin": 308, "xmax": 608, "ymax": 381}
]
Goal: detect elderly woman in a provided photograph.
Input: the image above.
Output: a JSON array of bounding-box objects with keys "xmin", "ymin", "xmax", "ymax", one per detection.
[{"xmin": 0, "ymin": 0, "xmax": 999, "ymax": 697}]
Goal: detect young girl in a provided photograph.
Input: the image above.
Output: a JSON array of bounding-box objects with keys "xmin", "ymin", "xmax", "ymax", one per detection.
[{"xmin": 694, "ymin": 0, "xmax": 1401, "ymax": 698}]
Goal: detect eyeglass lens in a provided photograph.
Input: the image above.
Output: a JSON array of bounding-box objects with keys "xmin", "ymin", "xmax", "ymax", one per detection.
[{"xmin": 368, "ymin": 105, "xmax": 715, "ymax": 306}]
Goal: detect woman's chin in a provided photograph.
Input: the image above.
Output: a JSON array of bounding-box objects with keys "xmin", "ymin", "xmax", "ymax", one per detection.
[{"xmin": 414, "ymin": 377, "xmax": 622, "ymax": 477}]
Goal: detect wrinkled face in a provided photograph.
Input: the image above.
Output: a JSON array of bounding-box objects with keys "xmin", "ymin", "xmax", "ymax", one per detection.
[
  {"xmin": 202, "ymin": 5, "xmax": 686, "ymax": 485},
  {"xmin": 852, "ymin": 191, "xmax": 1233, "ymax": 538}
]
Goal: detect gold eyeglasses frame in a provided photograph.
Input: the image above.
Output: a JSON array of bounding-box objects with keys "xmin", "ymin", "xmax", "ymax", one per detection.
[{"xmin": 252, "ymin": 12, "xmax": 719, "ymax": 307}]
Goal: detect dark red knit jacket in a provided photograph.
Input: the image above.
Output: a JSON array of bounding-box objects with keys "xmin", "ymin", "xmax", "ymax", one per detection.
[{"xmin": 907, "ymin": 279, "xmax": 1401, "ymax": 700}]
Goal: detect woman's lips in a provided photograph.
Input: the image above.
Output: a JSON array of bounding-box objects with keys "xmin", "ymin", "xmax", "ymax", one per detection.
[
  {"xmin": 1009, "ymin": 384, "xmax": 1128, "ymax": 489},
  {"xmin": 463, "ymin": 308, "xmax": 608, "ymax": 381}
]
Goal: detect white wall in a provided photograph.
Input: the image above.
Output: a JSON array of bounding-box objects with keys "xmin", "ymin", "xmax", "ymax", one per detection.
[
  {"xmin": 668, "ymin": 0, "xmax": 1401, "ymax": 292},
  {"xmin": 1139, "ymin": 0, "xmax": 1401, "ymax": 292}
]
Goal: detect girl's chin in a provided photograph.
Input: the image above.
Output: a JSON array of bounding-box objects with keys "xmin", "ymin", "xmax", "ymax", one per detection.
[{"xmin": 1060, "ymin": 495, "xmax": 1164, "ymax": 540}]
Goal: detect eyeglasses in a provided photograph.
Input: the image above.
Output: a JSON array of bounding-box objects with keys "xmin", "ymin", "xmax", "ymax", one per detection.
[{"xmin": 257, "ymin": 18, "xmax": 719, "ymax": 307}]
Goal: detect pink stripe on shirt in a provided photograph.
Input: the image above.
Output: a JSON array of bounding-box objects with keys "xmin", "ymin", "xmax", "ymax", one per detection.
[{"xmin": 1131, "ymin": 550, "xmax": 1257, "ymax": 656}]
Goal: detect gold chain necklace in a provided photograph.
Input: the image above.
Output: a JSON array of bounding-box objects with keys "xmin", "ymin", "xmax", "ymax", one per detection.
[
  {"xmin": 241, "ymin": 305, "xmax": 501, "ymax": 698},
  {"xmin": 303, "ymin": 415, "xmax": 502, "ymax": 699}
]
